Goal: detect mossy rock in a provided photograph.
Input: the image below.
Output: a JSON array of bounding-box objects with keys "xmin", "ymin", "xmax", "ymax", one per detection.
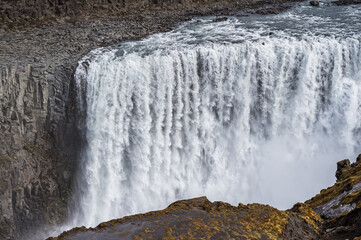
[
  {"xmin": 336, "ymin": 159, "xmax": 351, "ymax": 182},
  {"xmin": 48, "ymin": 197, "xmax": 321, "ymax": 240},
  {"xmin": 306, "ymin": 159, "xmax": 361, "ymax": 209},
  {"xmin": 340, "ymin": 189, "xmax": 361, "ymax": 208}
]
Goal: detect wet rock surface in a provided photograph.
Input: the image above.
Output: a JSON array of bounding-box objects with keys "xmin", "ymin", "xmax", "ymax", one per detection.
[
  {"xmin": 332, "ymin": 0, "xmax": 361, "ymax": 5},
  {"xmin": 310, "ymin": 0, "xmax": 320, "ymax": 6}
]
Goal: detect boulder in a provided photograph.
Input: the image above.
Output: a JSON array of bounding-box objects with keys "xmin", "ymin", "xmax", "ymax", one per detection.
[
  {"xmin": 310, "ymin": 0, "xmax": 320, "ymax": 6},
  {"xmin": 336, "ymin": 159, "xmax": 351, "ymax": 182}
]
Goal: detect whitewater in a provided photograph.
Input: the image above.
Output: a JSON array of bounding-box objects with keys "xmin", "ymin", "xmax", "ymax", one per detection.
[{"xmin": 71, "ymin": 1, "xmax": 361, "ymax": 228}]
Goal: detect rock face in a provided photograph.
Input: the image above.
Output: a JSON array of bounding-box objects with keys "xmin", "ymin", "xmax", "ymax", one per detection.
[
  {"xmin": 47, "ymin": 197, "xmax": 321, "ymax": 240},
  {"xmin": 306, "ymin": 155, "xmax": 361, "ymax": 239},
  {"xmin": 336, "ymin": 159, "xmax": 351, "ymax": 182},
  {"xmin": 0, "ymin": 0, "xmax": 301, "ymax": 239},
  {"xmin": 49, "ymin": 156, "xmax": 361, "ymax": 240},
  {"xmin": 0, "ymin": 58, "xmax": 81, "ymax": 240}
]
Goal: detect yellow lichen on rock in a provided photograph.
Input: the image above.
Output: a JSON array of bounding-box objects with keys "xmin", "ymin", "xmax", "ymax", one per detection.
[
  {"xmin": 340, "ymin": 189, "xmax": 361, "ymax": 208},
  {"xmin": 289, "ymin": 202, "xmax": 322, "ymax": 233},
  {"xmin": 49, "ymin": 196, "xmax": 321, "ymax": 240},
  {"xmin": 306, "ymin": 158, "xmax": 361, "ymax": 209}
]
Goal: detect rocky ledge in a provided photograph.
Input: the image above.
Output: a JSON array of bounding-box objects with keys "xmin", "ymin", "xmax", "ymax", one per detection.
[
  {"xmin": 49, "ymin": 155, "xmax": 361, "ymax": 240},
  {"xmin": 331, "ymin": 0, "xmax": 361, "ymax": 5}
]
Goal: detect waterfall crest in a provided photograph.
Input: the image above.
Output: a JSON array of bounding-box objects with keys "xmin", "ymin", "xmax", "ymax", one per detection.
[{"xmin": 73, "ymin": 34, "xmax": 361, "ymax": 226}]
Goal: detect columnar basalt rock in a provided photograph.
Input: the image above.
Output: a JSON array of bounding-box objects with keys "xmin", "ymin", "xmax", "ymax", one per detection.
[{"xmin": 0, "ymin": 62, "xmax": 80, "ymax": 240}]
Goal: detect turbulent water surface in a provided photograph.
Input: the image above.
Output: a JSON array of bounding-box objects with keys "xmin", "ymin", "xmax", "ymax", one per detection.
[{"xmin": 71, "ymin": 1, "xmax": 361, "ymax": 228}]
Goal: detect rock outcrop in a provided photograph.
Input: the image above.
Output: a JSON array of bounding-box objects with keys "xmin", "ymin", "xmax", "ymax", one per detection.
[
  {"xmin": 47, "ymin": 197, "xmax": 321, "ymax": 240},
  {"xmin": 0, "ymin": 57, "xmax": 81, "ymax": 240},
  {"xmin": 309, "ymin": 0, "xmax": 320, "ymax": 6},
  {"xmin": 306, "ymin": 155, "xmax": 361, "ymax": 239},
  {"xmin": 335, "ymin": 159, "xmax": 351, "ymax": 182},
  {"xmin": 48, "ymin": 155, "xmax": 361, "ymax": 240}
]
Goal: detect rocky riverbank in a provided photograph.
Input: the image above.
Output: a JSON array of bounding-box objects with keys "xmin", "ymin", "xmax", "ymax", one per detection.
[
  {"xmin": 48, "ymin": 156, "xmax": 361, "ymax": 240},
  {"xmin": 0, "ymin": 0, "xmax": 301, "ymax": 239}
]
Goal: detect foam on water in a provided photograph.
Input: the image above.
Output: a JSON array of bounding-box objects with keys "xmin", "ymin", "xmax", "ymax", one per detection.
[{"xmin": 68, "ymin": 1, "xmax": 361, "ymax": 229}]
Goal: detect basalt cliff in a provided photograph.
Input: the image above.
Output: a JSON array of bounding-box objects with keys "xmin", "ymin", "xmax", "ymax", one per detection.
[{"xmin": 49, "ymin": 156, "xmax": 361, "ymax": 240}]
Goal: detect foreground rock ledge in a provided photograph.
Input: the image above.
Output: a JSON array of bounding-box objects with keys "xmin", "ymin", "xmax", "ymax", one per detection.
[
  {"xmin": 48, "ymin": 197, "xmax": 320, "ymax": 240},
  {"xmin": 49, "ymin": 156, "xmax": 361, "ymax": 240}
]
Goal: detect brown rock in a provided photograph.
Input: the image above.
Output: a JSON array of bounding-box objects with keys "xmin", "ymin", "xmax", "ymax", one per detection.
[
  {"xmin": 306, "ymin": 155, "xmax": 361, "ymax": 239},
  {"xmin": 48, "ymin": 197, "xmax": 320, "ymax": 240},
  {"xmin": 336, "ymin": 159, "xmax": 351, "ymax": 182}
]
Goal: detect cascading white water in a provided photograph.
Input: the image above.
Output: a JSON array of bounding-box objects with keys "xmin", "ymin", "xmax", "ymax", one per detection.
[{"xmin": 72, "ymin": 3, "xmax": 361, "ymax": 228}]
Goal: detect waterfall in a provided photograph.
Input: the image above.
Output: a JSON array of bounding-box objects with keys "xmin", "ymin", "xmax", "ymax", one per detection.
[{"xmin": 73, "ymin": 29, "xmax": 361, "ymax": 227}]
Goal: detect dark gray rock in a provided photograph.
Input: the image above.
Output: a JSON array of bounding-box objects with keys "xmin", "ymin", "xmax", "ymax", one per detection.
[
  {"xmin": 357, "ymin": 154, "xmax": 361, "ymax": 163},
  {"xmin": 310, "ymin": 0, "xmax": 320, "ymax": 6},
  {"xmin": 212, "ymin": 17, "xmax": 228, "ymax": 22},
  {"xmin": 314, "ymin": 183, "xmax": 361, "ymax": 219},
  {"xmin": 0, "ymin": 62, "xmax": 81, "ymax": 240},
  {"xmin": 332, "ymin": 0, "xmax": 361, "ymax": 5},
  {"xmin": 336, "ymin": 159, "xmax": 351, "ymax": 182}
]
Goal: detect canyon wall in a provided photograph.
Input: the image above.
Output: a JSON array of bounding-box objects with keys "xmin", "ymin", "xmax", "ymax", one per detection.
[
  {"xmin": 0, "ymin": 0, "xmax": 297, "ymax": 239},
  {"xmin": 0, "ymin": 61, "xmax": 80, "ymax": 239}
]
